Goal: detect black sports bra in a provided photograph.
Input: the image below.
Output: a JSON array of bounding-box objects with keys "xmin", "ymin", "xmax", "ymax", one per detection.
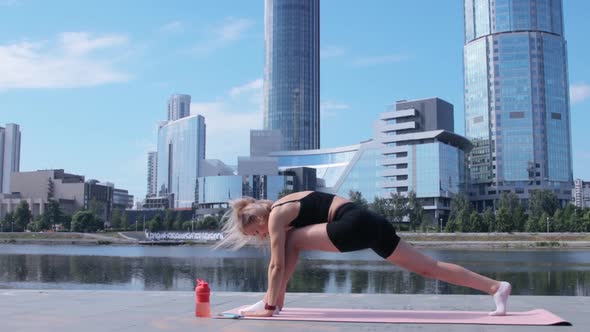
[{"xmin": 270, "ymin": 192, "xmax": 336, "ymax": 228}]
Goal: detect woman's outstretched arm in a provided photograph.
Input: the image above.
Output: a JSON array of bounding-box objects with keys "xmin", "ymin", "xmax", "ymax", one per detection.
[{"xmin": 243, "ymin": 214, "xmax": 286, "ymax": 317}]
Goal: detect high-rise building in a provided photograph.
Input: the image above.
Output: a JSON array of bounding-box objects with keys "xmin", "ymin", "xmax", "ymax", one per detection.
[
  {"xmin": 0, "ymin": 123, "xmax": 21, "ymax": 193},
  {"xmin": 263, "ymin": 0, "xmax": 320, "ymax": 151},
  {"xmin": 464, "ymin": 0, "xmax": 573, "ymax": 210},
  {"xmin": 146, "ymin": 151, "xmax": 157, "ymax": 197},
  {"xmin": 573, "ymin": 179, "xmax": 590, "ymax": 208},
  {"xmin": 167, "ymin": 94, "xmax": 191, "ymax": 121},
  {"xmin": 157, "ymin": 115, "xmax": 206, "ymax": 208},
  {"xmin": 376, "ymin": 98, "xmax": 471, "ymax": 223}
]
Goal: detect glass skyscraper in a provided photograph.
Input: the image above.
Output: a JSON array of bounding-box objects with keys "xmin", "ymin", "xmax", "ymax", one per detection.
[
  {"xmin": 263, "ymin": 0, "xmax": 320, "ymax": 151},
  {"xmin": 0, "ymin": 123, "xmax": 21, "ymax": 193},
  {"xmin": 464, "ymin": 0, "xmax": 573, "ymax": 209},
  {"xmin": 157, "ymin": 115, "xmax": 206, "ymax": 208}
]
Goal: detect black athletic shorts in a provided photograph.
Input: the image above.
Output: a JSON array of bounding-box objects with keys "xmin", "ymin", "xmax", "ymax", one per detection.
[{"xmin": 326, "ymin": 203, "xmax": 401, "ymax": 258}]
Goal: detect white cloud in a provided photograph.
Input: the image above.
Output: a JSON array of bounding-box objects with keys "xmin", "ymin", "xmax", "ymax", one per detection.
[
  {"xmin": 321, "ymin": 46, "xmax": 345, "ymax": 58},
  {"xmin": 191, "ymin": 17, "xmax": 254, "ymax": 55},
  {"xmin": 59, "ymin": 32, "xmax": 128, "ymax": 55},
  {"xmin": 321, "ymin": 100, "xmax": 350, "ymax": 118},
  {"xmin": 230, "ymin": 79, "xmax": 263, "ymax": 97},
  {"xmin": 570, "ymin": 83, "xmax": 590, "ymax": 105},
  {"xmin": 219, "ymin": 18, "xmax": 254, "ymax": 41},
  {"xmin": 190, "ymin": 79, "xmax": 263, "ymax": 163},
  {"xmin": 0, "ymin": 32, "xmax": 131, "ymax": 90},
  {"xmin": 160, "ymin": 20, "xmax": 184, "ymax": 33},
  {"xmin": 353, "ymin": 54, "xmax": 409, "ymax": 67}
]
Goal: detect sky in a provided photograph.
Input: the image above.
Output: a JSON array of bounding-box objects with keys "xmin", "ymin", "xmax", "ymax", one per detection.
[{"xmin": 1, "ymin": 0, "xmax": 589, "ymax": 202}]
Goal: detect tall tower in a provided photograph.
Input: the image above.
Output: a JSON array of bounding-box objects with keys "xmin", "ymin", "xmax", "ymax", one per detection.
[
  {"xmin": 167, "ymin": 94, "xmax": 191, "ymax": 121},
  {"xmin": 146, "ymin": 151, "xmax": 157, "ymax": 197},
  {"xmin": 263, "ymin": 0, "xmax": 320, "ymax": 151},
  {"xmin": 464, "ymin": 0, "xmax": 573, "ymax": 209},
  {"xmin": 0, "ymin": 123, "xmax": 21, "ymax": 193}
]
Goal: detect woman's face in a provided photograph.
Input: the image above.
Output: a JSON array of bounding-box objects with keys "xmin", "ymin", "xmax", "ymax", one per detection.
[{"xmin": 242, "ymin": 215, "xmax": 269, "ymax": 240}]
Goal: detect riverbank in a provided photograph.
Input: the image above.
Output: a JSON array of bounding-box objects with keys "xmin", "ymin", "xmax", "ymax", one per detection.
[{"xmin": 2, "ymin": 231, "xmax": 590, "ymax": 249}]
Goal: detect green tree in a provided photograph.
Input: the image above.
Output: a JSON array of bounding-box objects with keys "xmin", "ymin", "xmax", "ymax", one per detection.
[
  {"xmin": 348, "ymin": 190, "xmax": 369, "ymax": 210},
  {"xmin": 88, "ymin": 198, "xmax": 105, "ymax": 219},
  {"xmin": 147, "ymin": 215, "xmax": 163, "ymax": 232},
  {"xmin": 44, "ymin": 199, "xmax": 64, "ymax": 230},
  {"xmin": 32, "ymin": 214, "xmax": 51, "ymax": 232},
  {"xmin": 390, "ymin": 192, "xmax": 408, "ymax": 227},
  {"xmin": 495, "ymin": 192, "xmax": 525, "ymax": 232},
  {"xmin": 370, "ymin": 197, "xmax": 391, "ymax": 219},
  {"xmin": 560, "ymin": 204, "xmax": 578, "ymax": 232},
  {"xmin": 62, "ymin": 214, "xmax": 72, "ymax": 231},
  {"xmin": 525, "ymin": 212, "xmax": 549, "ymax": 233},
  {"xmin": 406, "ymin": 191, "xmax": 423, "ymax": 231},
  {"xmin": 182, "ymin": 220, "xmax": 192, "ymax": 231},
  {"xmin": 120, "ymin": 212, "xmax": 128, "ymax": 231},
  {"xmin": 469, "ymin": 211, "xmax": 485, "ymax": 232},
  {"xmin": 528, "ymin": 189, "xmax": 559, "ymax": 222},
  {"xmin": 482, "ymin": 207, "xmax": 495, "ymax": 232},
  {"xmin": 13, "ymin": 201, "xmax": 32, "ymax": 231},
  {"xmin": 173, "ymin": 211, "xmax": 184, "ymax": 230},
  {"xmin": 196, "ymin": 215, "xmax": 219, "ymax": 230},
  {"xmin": 445, "ymin": 217, "xmax": 459, "ymax": 232},
  {"xmin": 71, "ymin": 210, "xmax": 103, "ymax": 233},
  {"xmin": 551, "ymin": 209, "xmax": 563, "ymax": 233},
  {"xmin": 495, "ymin": 206, "xmax": 512, "ymax": 232},
  {"xmin": 164, "ymin": 209, "xmax": 175, "ymax": 231},
  {"xmin": 580, "ymin": 210, "xmax": 590, "ymax": 232},
  {"xmin": 110, "ymin": 208, "xmax": 122, "ymax": 229},
  {"xmin": 525, "ymin": 215, "xmax": 540, "ymax": 232},
  {"xmin": 446, "ymin": 194, "xmax": 471, "ymax": 232},
  {"xmin": 1, "ymin": 212, "xmax": 14, "ymax": 232}
]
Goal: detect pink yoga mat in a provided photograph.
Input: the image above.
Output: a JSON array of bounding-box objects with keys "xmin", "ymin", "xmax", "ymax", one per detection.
[{"xmin": 217, "ymin": 306, "xmax": 571, "ymax": 326}]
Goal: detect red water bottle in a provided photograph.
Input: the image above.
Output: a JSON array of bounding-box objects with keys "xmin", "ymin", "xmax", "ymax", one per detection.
[{"xmin": 195, "ymin": 278, "xmax": 211, "ymax": 317}]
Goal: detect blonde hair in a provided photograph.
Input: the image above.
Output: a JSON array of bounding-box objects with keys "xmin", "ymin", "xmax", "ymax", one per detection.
[{"xmin": 214, "ymin": 197, "xmax": 273, "ymax": 250}]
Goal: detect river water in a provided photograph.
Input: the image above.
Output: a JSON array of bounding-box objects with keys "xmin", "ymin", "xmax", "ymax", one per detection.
[{"xmin": 1, "ymin": 244, "xmax": 589, "ymax": 295}]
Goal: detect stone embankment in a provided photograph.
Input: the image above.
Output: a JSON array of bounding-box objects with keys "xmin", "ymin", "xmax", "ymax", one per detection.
[{"xmin": 1, "ymin": 231, "xmax": 590, "ymax": 249}]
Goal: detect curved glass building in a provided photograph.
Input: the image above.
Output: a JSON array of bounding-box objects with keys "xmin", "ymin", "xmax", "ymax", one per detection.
[
  {"xmin": 263, "ymin": 0, "xmax": 320, "ymax": 150},
  {"xmin": 464, "ymin": 0, "xmax": 573, "ymax": 209},
  {"xmin": 269, "ymin": 144, "xmax": 381, "ymax": 197},
  {"xmin": 197, "ymin": 175, "xmax": 290, "ymax": 206},
  {"xmin": 157, "ymin": 115, "xmax": 206, "ymax": 208}
]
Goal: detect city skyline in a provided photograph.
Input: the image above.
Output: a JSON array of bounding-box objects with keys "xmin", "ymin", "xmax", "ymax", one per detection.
[{"xmin": 1, "ymin": 0, "xmax": 589, "ymax": 201}]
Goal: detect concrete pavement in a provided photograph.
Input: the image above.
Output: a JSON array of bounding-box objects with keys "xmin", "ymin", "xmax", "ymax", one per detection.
[{"xmin": 0, "ymin": 290, "xmax": 586, "ymax": 331}]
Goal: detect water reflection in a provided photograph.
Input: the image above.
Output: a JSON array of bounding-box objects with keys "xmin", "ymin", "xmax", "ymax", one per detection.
[{"xmin": 1, "ymin": 245, "xmax": 590, "ymax": 295}]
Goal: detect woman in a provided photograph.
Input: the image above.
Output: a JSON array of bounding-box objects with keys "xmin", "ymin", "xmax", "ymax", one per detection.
[{"xmin": 216, "ymin": 191, "xmax": 511, "ymax": 317}]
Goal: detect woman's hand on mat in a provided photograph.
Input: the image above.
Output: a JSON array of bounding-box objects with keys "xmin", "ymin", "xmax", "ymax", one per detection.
[{"xmin": 241, "ymin": 309, "xmax": 274, "ymax": 317}]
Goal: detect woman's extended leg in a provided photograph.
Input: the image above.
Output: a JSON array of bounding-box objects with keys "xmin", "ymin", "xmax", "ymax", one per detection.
[{"xmin": 386, "ymin": 240, "xmax": 511, "ymax": 315}]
